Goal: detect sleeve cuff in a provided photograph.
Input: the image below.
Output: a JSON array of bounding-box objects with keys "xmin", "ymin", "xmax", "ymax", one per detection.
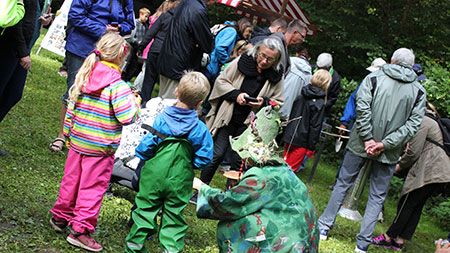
[
  {"xmin": 381, "ymin": 140, "xmax": 391, "ymax": 150},
  {"xmin": 223, "ymin": 89, "xmax": 240, "ymax": 102}
]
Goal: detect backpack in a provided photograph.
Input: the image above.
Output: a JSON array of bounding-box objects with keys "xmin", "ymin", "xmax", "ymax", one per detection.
[
  {"xmin": 426, "ymin": 113, "xmax": 450, "ymax": 156},
  {"xmin": 210, "ymin": 23, "xmax": 234, "ymax": 38},
  {"xmin": 210, "ymin": 23, "xmax": 237, "ymax": 48}
]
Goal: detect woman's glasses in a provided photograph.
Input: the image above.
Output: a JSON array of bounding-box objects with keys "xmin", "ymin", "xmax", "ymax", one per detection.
[{"xmin": 257, "ymin": 52, "xmax": 276, "ymax": 63}]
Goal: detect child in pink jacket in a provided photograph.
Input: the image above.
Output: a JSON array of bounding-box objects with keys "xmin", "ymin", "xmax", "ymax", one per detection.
[{"xmin": 49, "ymin": 33, "xmax": 140, "ymax": 252}]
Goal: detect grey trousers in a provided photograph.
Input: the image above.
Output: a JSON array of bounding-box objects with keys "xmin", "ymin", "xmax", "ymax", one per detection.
[
  {"xmin": 318, "ymin": 151, "xmax": 395, "ymax": 250},
  {"xmin": 158, "ymin": 75, "xmax": 179, "ymax": 99}
]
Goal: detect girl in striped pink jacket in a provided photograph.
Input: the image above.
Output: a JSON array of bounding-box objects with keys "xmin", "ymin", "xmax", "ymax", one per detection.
[{"xmin": 50, "ymin": 33, "xmax": 140, "ymax": 252}]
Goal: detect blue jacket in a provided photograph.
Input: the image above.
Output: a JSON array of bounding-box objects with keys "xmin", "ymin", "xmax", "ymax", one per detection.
[
  {"xmin": 340, "ymin": 85, "xmax": 360, "ymax": 127},
  {"xmin": 66, "ymin": 0, "xmax": 135, "ymax": 58},
  {"xmin": 135, "ymin": 106, "xmax": 213, "ymax": 169},
  {"xmin": 206, "ymin": 22, "xmax": 237, "ymax": 78}
]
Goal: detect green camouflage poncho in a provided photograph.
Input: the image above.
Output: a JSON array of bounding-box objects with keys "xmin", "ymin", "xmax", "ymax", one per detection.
[{"xmin": 196, "ymin": 164, "xmax": 319, "ymax": 252}]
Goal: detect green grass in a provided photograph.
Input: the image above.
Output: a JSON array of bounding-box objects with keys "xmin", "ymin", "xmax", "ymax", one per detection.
[{"xmin": 0, "ymin": 37, "xmax": 446, "ymax": 252}]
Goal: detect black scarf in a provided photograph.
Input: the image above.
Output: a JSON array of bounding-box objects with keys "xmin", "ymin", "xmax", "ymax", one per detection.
[{"xmin": 237, "ymin": 54, "xmax": 283, "ymax": 84}]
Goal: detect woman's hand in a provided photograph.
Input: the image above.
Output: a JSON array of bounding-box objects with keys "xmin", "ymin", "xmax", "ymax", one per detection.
[
  {"xmin": 236, "ymin": 93, "xmax": 248, "ymax": 105},
  {"xmin": 192, "ymin": 177, "xmax": 205, "ymax": 190},
  {"xmin": 247, "ymin": 97, "xmax": 264, "ymax": 108},
  {"xmin": 436, "ymin": 239, "xmax": 450, "ymax": 253},
  {"xmin": 395, "ymin": 164, "xmax": 401, "ymax": 173},
  {"xmin": 20, "ymin": 56, "xmax": 31, "ymax": 70},
  {"xmin": 106, "ymin": 25, "xmax": 120, "ymax": 33}
]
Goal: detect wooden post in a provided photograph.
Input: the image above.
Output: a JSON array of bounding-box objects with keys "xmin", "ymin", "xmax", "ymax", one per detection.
[{"xmin": 280, "ymin": 0, "xmax": 288, "ymax": 16}]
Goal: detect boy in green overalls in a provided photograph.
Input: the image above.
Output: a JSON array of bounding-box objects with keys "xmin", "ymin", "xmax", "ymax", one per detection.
[{"xmin": 125, "ymin": 72, "xmax": 213, "ymax": 253}]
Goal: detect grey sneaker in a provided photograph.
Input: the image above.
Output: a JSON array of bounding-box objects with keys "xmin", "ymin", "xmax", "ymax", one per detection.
[
  {"xmin": 189, "ymin": 192, "xmax": 198, "ymax": 205},
  {"xmin": 49, "ymin": 217, "xmax": 67, "ymax": 233}
]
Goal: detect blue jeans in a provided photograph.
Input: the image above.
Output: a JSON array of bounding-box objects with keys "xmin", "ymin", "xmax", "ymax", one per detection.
[
  {"xmin": 62, "ymin": 51, "xmax": 85, "ymax": 103},
  {"xmin": 318, "ymin": 151, "xmax": 395, "ymax": 250}
]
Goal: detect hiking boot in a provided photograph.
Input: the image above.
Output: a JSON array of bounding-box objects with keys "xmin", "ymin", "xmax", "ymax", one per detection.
[
  {"xmin": 66, "ymin": 233, "xmax": 103, "ymax": 252},
  {"xmin": 49, "ymin": 217, "xmax": 67, "ymax": 233},
  {"xmin": 371, "ymin": 234, "xmax": 392, "ymax": 248}
]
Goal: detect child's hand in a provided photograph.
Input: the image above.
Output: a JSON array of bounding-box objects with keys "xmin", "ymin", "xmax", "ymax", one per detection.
[
  {"xmin": 133, "ymin": 92, "xmax": 142, "ymax": 106},
  {"xmin": 192, "ymin": 177, "xmax": 204, "ymax": 190}
]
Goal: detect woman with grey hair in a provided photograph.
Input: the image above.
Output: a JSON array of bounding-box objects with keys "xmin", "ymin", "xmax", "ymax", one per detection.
[{"xmin": 193, "ymin": 38, "xmax": 284, "ymax": 199}]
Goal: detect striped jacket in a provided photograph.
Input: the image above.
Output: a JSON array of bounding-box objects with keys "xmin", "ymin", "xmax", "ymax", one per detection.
[{"xmin": 64, "ymin": 61, "xmax": 139, "ymax": 156}]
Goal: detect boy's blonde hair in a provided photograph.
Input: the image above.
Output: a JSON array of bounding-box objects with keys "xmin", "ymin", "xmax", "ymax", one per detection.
[
  {"xmin": 139, "ymin": 7, "xmax": 151, "ymax": 15},
  {"xmin": 69, "ymin": 33, "xmax": 129, "ymax": 102},
  {"xmin": 176, "ymin": 71, "xmax": 210, "ymax": 109},
  {"xmin": 311, "ymin": 69, "xmax": 331, "ymax": 92}
]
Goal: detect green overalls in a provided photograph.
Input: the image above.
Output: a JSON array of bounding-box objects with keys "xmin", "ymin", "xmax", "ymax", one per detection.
[{"xmin": 126, "ymin": 137, "xmax": 194, "ymax": 253}]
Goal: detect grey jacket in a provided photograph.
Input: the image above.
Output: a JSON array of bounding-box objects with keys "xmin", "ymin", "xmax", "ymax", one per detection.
[
  {"xmin": 347, "ymin": 64, "xmax": 426, "ymax": 164},
  {"xmin": 279, "ymin": 56, "xmax": 312, "ymax": 119},
  {"xmin": 399, "ymin": 114, "xmax": 450, "ymax": 196}
]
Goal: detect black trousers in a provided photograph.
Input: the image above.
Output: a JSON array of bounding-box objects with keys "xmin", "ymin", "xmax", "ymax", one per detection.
[
  {"xmin": 122, "ymin": 46, "xmax": 143, "ymax": 82},
  {"xmin": 0, "ymin": 48, "xmax": 28, "ymax": 122},
  {"xmin": 387, "ymin": 183, "xmax": 444, "ymax": 240},
  {"xmin": 200, "ymin": 123, "xmax": 247, "ymax": 185},
  {"xmin": 141, "ymin": 51, "xmax": 159, "ymax": 104}
]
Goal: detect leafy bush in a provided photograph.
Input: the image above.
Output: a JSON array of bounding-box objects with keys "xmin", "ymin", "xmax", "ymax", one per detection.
[
  {"xmin": 429, "ymin": 196, "xmax": 450, "ymax": 230},
  {"xmin": 388, "ymin": 176, "xmax": 405, "ymax": 199},
  {"xmin": 421, "ymin": 59, "xmax": 450, "ymax": 117}
]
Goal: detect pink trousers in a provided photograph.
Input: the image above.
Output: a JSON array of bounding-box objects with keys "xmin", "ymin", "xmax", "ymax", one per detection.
[{"xmin": 50, "ymin": 149, "xmax": 114, "ymax": 234}]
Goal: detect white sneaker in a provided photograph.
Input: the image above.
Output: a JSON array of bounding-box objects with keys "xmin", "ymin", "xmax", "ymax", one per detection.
[
  {"xmin": 319, "ymin": 229, "xmax": 328, "ymax": 241},
  {"xmin": 354, "ymin": 246, "xmax": 367, "ymax": 253}
]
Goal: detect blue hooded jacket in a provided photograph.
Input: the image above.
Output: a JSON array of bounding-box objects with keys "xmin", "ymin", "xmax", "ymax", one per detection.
[
  {"xmin": 206, "ymin": 21, "xmax": 238, "ymax": 78},
  {"xmin": 66, "ymin": 0, "xmax": 135, "ymax": 58},
  {"xmin": 340, "ymin": 85, "xmax": 360, "ymax": 127},
  {"xmin": 135, "ymin": 106, "xmax": 213, "ymax": 169}
]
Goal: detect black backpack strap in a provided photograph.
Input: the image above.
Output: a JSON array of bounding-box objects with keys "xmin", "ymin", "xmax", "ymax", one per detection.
[
  {"xmin": 426, "ymin": 137, "xmax": 446, "ymax": 150},
  {"xmin": 369, "ymin": 76, "xmax": 377, "ymax": 107},
  {"xmin": 141, "ymin": 124, "xmax": 168, "ymax": 140},
  {"xmin": 413, "ymin": 89, "xmax": 424, "ymax": 108},
  {"xmin": 370, "ymin": 76, "xmax": 377, "ymax": 96}
]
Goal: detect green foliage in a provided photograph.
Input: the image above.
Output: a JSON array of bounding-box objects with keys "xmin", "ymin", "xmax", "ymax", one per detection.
[
  {"xmin": 295, "ymin": 0, "xmax": 449, "ymax": 79},
  {"xmin": 332, "ymin": 77, "xmax": 359, "ymax": 122},
  {"xmin": 388, "ymin": 176, "xmax": 405, "ymax": 199},
  {"xmin": 421, "ymin": 59, "xmax": 450, "ymax": 117},
  {"xmin": 207, "ymin": 4, "xmax": 239, "ymax": 26},
  {"xmin": 429, "ymin": 197, "xmax": 450, "ymax": 230}
]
